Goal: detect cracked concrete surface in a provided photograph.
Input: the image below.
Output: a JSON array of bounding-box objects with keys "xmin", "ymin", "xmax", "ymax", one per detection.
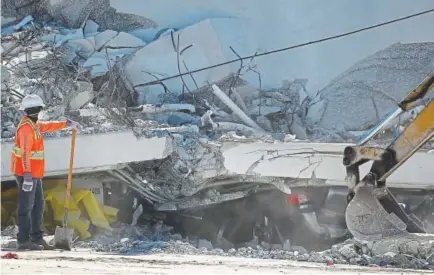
[
  {"xmin": 314, "ymin": 42, "xmax": 434, "ymax": 133},
  {"xmin": 1, "ymin": 0, "xmax": 157, "ymax": 31}
]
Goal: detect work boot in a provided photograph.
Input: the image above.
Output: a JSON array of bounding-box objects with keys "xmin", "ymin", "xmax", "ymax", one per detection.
[
  {"xmin": 17, "ymin": 241, "xmax": 44, "ymax": 251},
  {"xmin": 32, "ymin": 239, "xmax": 55, "ymax": 250}
]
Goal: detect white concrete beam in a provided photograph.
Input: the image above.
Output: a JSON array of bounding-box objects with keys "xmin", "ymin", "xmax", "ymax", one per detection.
[
  {"xmin": 3, "ymin": 134, "xmax": 433, "ymax": 189},
  {"xmin": 220, "ymin": 142, "xmax": 434, "ymax": 189},
  {"xmin": 1, "ymin": 131, "xmax": 173, "ymax": 181}
]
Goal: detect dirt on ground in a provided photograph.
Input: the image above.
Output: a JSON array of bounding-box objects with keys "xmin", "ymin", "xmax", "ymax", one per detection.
[{"xmin": 1, "ymin": 249, "xmax": 433, "ymax": 275}]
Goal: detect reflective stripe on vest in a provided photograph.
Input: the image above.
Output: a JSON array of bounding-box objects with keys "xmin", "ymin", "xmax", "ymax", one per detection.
[
  {"xmin": 12, "ymin": 117, "xmax": 44, "ymax": 161},
  {"xmin": 12, "ymin": 144, "xmax": 44, "ymax": 160}
]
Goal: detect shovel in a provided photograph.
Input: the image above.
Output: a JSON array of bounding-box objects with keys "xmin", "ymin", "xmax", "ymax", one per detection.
[{"xmin": 54, "ymin": 128, "xmax": 77, "ymax": 250}]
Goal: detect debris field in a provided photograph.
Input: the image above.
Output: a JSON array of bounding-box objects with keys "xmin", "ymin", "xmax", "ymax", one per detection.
[{"xmin": 1, "ymin": 0, "xmax": 434, "ymax": 273}]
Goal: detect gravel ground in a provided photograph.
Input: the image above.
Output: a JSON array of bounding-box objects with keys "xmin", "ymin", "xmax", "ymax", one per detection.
[
  {"xmin": 2, "ymin": 224, "xmax": 433, "ymax": 271},
  {"xmin": 1, "ymin": 250, "xmax": 433, "ymax": 275}
]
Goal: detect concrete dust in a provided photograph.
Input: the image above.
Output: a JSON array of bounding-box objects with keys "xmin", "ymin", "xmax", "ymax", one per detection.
[{"xmin": 1, "ymin": 250, "xmax": 432, "ymax": 275}]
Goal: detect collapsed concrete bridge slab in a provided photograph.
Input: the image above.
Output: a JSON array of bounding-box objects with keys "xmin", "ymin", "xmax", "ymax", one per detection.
[
  {"xmin": 1, "ymin": 131, "xmax": 173, "ymax": 181},
  {"xmin": 2, "ymin": 132, "xmax": 433, "ymax": 190}
]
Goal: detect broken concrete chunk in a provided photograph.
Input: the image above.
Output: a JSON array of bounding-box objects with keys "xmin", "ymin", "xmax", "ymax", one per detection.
[
  {"xmin": 82, "ymin": 51, "xmax": 124, "ymax": 77},
  {"xmin": 197, "ymin": 239, "xmax": 213, "ymax": 250},
  {"xmin": 156, "ymin": 28, "xmax": 177, "ymax": 40},
  {"xmin": 103, "ymin": 32, "xmax": 146, "ymax": 50},
  {"xmin": 1, "ymin": 16, "xmax": 16, "ymax": 27},
  {"xmin": 68, "ymin": 81, "xmax": 94, "ymax": 110},
  {"xmin": 94, "ymin": 30, "xmax": 119, "ymax": 50},
  {"xmin": 124, "ymin": 18, "xmax": 253, "ymax": 100},
  {"xmin": 215, "ymin": 237, "xmax": 234, "ymax": 250},
  {"xmin": 68, "ymin": 37, "xmax": 96, "ymax": 58},
  {"xmin": 212, "ymin": 122, "xmax": 264, "ymax": 137},
  {"xmin": 399, "ymin": 240, "xmax": 420, "ymax": 257},
  {"xmin": 59, "ymin": 44, "xmax": 79, "ymax": 64},
  {"xmin": 84, "ymin": 20, "xmax": 99, "ymax": 38},
  {"xmin": 293, "ymin": 78, "xmax": 310, "ymax": 103},
  {"xmin": 258, "ymin": 91, "xmax": 292, "ymax": 103},
  {"xmin": 46, "ymin": 0, "xmax": 99, "ymax": 29},
  {"xmin": 1, "ymin": 66, "xmax": 11, "ymax": 85},
  {"xmin": 391, "ymin": 254, "xmax": 424, "ymax": 269},
  {"xmin": 291, "ymin": 246, "xmax": 308, "ymax": 254},
  {"xmin": 338, "ymin": 244, "xmax": 358, "ymax": 260},
  {"xmin": 370, "ymin": 234, "xmax": 434, "ymax": 257},
  {"xmin": 40, "ymin": 33, "xmax": 66, "ymax": 45},
  {"xmin": 296, "ymin": 253, "xmax": 310, "ymax": 261},
  {"xmin": 255, "ymin": 116, "xmax": 273, "ymax": 132},
  {"xmin": 171, "ymin": 234, "xmax": 183, "ymax": 241},
  {"xmin": 55, "ymin": 29, "xmax": 84, "ymax": 47},
  {"xmin": 286, "ymin": 114, "xmax": 308, "ymax": 140},
  {"xmin": 128, "ymin": 28, "xmax": 159, "ymax": 43},
  {"xmin": 316, "ymin": 42, "xmax": 434, "ymax": 132},
  {"xmin": 306, "ymin": 99, "xmax": 327, "ymax": 125},
  {"xmin": 283, "ymin": 240, "xmax": 291, "ymax": 251},
  {"xmin": 308, "ymin": 252, "xmax": 325, "ymax": 263},
  {"xmin": 248, "ymin": 106, "xmax": 281, "ymax": 116},
  {"xmin": 1, "ymin": 42, "xmax": 25, "ymax": 58},
  {"xmin": 371, "ymin": 241, "xmax": 400, "ymax": 256},
  {"xmin": 418, "ymin": 241, "xmax": 433, "ymax": 259},
  {"xmin": 382, "ymin": 251, "xmax": 397, "ymax": 264}
]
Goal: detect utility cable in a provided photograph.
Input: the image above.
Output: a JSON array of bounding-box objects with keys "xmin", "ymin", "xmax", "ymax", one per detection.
[{"xmin": 134, "ymin": 8, "xmax": 434, "ymax": 89}]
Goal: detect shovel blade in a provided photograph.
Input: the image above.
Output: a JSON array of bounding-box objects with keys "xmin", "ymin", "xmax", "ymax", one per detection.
[{"xmin": 54, "ymin": 226, "xmax": 74, "ymax": 250}]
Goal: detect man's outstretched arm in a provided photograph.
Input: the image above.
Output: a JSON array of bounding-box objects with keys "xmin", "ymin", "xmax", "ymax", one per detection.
[
  {"xmin": 37, "ymin": 119, "xmax": 79, "ymax": 133},
  {"xmin": 37, "ymin": 121, "xmax": 67, "ymax": 133}
]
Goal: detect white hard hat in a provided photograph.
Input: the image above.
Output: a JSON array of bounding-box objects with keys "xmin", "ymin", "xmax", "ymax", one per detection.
[{"xmin": 19, "ymin": 94, "xmax": 45, "ymax": 110}]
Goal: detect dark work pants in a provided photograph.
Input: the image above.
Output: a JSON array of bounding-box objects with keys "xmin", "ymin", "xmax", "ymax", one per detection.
[{"xmin": 15, "ymin": 176, "xmax": 44, "ymax": 244}]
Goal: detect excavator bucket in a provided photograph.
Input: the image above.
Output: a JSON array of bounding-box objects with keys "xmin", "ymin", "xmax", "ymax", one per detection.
[
  {"xmin": 344, "ymin": 73, "xmax": 434, "ymax": 241},
  {"xmin": 345, "ymin": 182, "xmax": 426, "ymax": 241}
]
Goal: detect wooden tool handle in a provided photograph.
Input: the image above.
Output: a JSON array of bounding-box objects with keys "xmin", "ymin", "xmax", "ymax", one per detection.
[{"xmin": 63, "ymin": 129, "xmax": 77, "ymax": 221}]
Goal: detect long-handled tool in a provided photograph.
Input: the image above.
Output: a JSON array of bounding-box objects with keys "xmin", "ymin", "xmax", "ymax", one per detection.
[{"xmin": 54, "ymin": 128, "xmax": 77, "ymax": 250}]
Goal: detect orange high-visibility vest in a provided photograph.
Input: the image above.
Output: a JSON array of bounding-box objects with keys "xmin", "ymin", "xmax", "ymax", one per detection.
[{"xmin": 11, "ymin": 116, "xmax": 67, "ymax": 178}]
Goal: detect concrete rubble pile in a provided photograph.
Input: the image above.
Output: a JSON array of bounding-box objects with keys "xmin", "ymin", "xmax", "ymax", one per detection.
[
  {"xmin": 59, "ymin": 230, "xmax": 434, "ymax": 270},
  {"xmin": 2, "ymin": 3, "xmax": 434, "ymax": 271},
  {"xmin": 3, "ymin": 8, "xmax": 433, "ymax": 143},
  {"xmin": 312, "ymin": 42, "xmax": 434, "ymax": 145},
  {"xmin": 3, "ymin": 221, "xmax": 433, "ymax": 270},
  {"xmin": 2, "ymin": 13, "xmax": 434, "ymax": 205}
]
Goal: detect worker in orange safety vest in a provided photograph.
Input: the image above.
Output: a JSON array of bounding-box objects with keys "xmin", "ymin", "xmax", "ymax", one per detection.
[{"xmin": 11, "ymin": 94, "xmax": 80, "ymax": 250}]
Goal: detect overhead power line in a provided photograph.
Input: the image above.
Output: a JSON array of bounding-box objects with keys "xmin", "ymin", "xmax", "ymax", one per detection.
[{"xmin": 134, "ymin": 8, "xmax": 434, "ymax": 89}]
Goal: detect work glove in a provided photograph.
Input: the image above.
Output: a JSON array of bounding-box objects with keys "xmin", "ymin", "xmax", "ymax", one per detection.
[
  {"xmin": 66, "ymin": 119, "xmax": 81, "ymax": 131},
  {"xmin": 22, "ymin": 172, "xmax": 33, "ymax": 192}
]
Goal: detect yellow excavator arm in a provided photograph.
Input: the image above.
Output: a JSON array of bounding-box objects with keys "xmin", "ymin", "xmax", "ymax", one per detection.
[{"xmin": 342, "ymin": 72, "xmax": 434, "ymax": 241}]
